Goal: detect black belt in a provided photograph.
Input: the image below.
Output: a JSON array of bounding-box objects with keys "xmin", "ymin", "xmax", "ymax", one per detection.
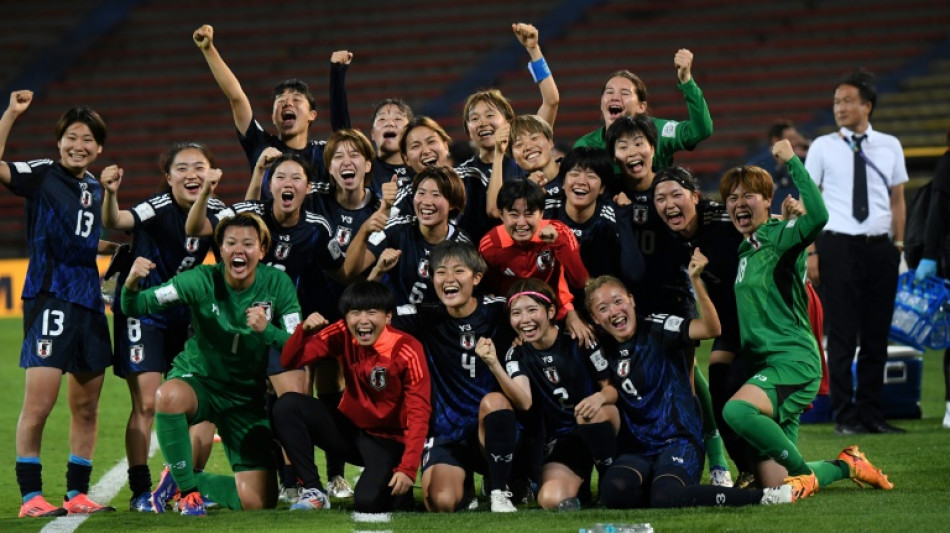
[{"xmin": 823, "ymin": 230, "xmax": 890, "ymax": 244}]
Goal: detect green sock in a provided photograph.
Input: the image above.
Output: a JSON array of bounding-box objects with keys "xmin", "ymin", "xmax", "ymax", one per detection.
[
  {"xmin": 695, "ymin": 368, "xmax": 728, "ymax": 469},
  {"xmin": 155, "ymin": 412, "xmax": 197, "ymax": 492},
  {"xmin": 722, "ymin": 400, "xmax": 809, "ymax": 476},
  {"xmin": 807, "ymin": 460, "xmax": 850, "ymax": 487},
  {"xmin": 196, "ymin": 472, "xmax": 243, "ymax": 510}
]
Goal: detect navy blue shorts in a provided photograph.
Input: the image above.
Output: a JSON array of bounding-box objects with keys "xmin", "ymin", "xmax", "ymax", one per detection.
[
  {"xmin": 421, "ymin": 434, "xmax": 487, "ymax": 474},
  {"xmin": 611, "ymin": 438, "xmax": 703, "ymax": 485},
  {"xmin": 21, "ymin": 296, "xmax": 112, "ymax": 373},
  {"xmin": 113, "ymin": 314, "xmax": 189, "ymax": 377},
  {"xmin": 544, "ymin": 431, "xmax": 594, "ymax": 480}
]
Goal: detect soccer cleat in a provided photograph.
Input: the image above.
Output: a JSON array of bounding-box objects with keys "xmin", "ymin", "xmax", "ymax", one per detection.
[
  {"xmin": 837, "ymin": 445, "xmax": 894, "ymax": 490},
  {"xmin": 489, "ymin": 489, "xmax": 517, "ymax": 513},
  {"xmin": 709, "ymin": 466, "xmax": 734, "ymax": 487},
  {"xmin": 130, "ymin": 491, "xmax": 156, "ymax": 512},
  {"xmin": 327, "ymin": 475, "xmax": 354, "ymax": 498},
  {"xmin": 278, "ymin": 483, "xmax": 300, "ymax": 504},
  {"xmin": 734, "ymin": 471, "xmax": 758, "ymax": 490},
  {"xmin": 178, "ymin": 491, "xmax": 206, "ymax": 516},
  {"xmin": 760, "ymin": 485, "xmax": 794, "ymax": 505},
  {"xmin": 289, "ymin": 487, "xmax": 331, "ymax": 510},
  {"xmin": 19, "ymin": 494, "xmax": 68, "ymax": 518},
  {"xmin": 783, "ymin": 472, "xmax": 819, "ymax": 501},
  {"xmin": 466, "ymin": 496, "xmax": 479, "ymax": 511},
  {"xmin": 151, "ymin": 466, "xmax": 178, "ymax": 513},
  {"xmin": 62, "ymin": 493, "xmax": 116, "ymax": 514}
]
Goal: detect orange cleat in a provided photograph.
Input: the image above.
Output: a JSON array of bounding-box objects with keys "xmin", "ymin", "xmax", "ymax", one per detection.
[
  {"xmin": 62, "ymin": 493, "xmax": 116, "ymax": 514},
  {"xmin": 19, "ymin": 494, "xmax": 67, "ymax": 518},
  {"xmin": 783, "ymin": 471, "xmax": 819, "ymax": 501},
  {"xmin": 838, "ymin": 445, "xmax": 894, "ymax": 490}
]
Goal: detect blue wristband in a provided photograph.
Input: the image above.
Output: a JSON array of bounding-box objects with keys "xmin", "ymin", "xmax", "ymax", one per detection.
[{"xmin": 528, "ymin": 56, "xmax": 551, "ymax": 83}]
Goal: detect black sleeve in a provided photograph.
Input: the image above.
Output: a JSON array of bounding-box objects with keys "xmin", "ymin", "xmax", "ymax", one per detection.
[
  {"xmin": 614, "ymin": 203, "xmax": 645, "ymax": 285},
  {"xmin": 329, "ymin": 62, "xmax": 351, "ymax": 132},
  {"xmin": 923, "ymin": 154, "xmax": 950, "ymax": 260}
]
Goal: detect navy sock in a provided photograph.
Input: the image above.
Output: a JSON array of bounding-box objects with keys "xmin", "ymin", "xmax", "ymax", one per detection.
[
  {"xmin": 128, "ymin": 464, "xmax": 152, "ymax": 498},
  {"xmin": 577, "ymin": 421, "xmax": 616, "ymax": 474},
  {"xmin": 16, "ymin": 459, "xmax": 42, "ymax": 501},
  {"xmin": 483, "ymin": 410, "xmax": 518, "ymax": 491},
  {"xmin": 66, "ymin": 455, "xmax": 93, "ymax": 497}
]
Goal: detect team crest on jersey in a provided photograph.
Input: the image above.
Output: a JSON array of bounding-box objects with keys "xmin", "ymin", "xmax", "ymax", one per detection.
[
  {"xmin": 633, "ymin": 206, "xmax": 649, "ymax": 224},
  {"xmin": 80, "ymin": 189, "xmax": 93, "ymax": 208},
  {"xmin": 617, "ymin": 358, "xmax": 631, "ymax": 378},
  {"xmin": 36, "ymin": 339, "xmax": 53, "ymax": 358},
  {"xmin": 184, "ymin": 237, "xmax": 201, "ymax": 253},
  {"xmin": 251, "ymin": 301, "xmax": 273, "ymax": 321},
  {"xmin": 417, "ymin": 259, "xmax": 430, "ymax": 279},
  {"xmin": 130, "ymin": 344, "xmax": 145, "ymax": 364},
  {"xmin": 543, "ymin": 366, "xmax": 560, "ymax": 384},
  {"xmin": 274, "ymin": 243, "xmax": 291, "ymax": 260},
  {"xmin": 335, "ymin": 226, "xmax": 352, "ymax": 246},
  {"xmin": 369, "ymin": 366, "xmax": 388, "ymax": 390},
  {"xmin": 536, "ymin": 250, "xmax": 554, "ymax": 272},
  {"xmin": 460, "ymin": 333, "xmax": 475, "ymax": 350}
]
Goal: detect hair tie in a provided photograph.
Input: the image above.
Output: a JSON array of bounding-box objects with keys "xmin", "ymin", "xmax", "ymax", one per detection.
[{"xmin": 506, "ymin": 291, "xmax": 552, "ymax": 307}]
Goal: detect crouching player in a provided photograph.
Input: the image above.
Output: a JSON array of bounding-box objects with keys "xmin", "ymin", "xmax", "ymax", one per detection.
[
  {"xmin": 274, "ymin": 281, "xmax": 431, "ymax": 513},
  {"xmin": 586, "ymin": 254, "xmax": 796, "ymax": 508},
  {"xmin": 388, "ymin": 241, "xmax": 520, "ymax": 512},
  {"xmin": 121, "ymin": 212, "xmax": 301, "ymax": 515}
]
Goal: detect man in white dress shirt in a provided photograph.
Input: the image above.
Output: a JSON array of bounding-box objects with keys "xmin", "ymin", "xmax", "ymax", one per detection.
[{"xmin": 805, "ymin": 69, "xmax": 907, "ymax": 435}]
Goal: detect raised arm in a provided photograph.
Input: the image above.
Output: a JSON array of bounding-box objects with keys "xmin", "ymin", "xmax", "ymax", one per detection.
[
  {"xmin": 773, "ymin": 139, "xmax": 828, "ymax": 247},
  {"xmin": 99, "ymin": 165, "xmax": 135, "ymax": 230},
  {"xmin": 686, "ymin": 248, "xmax": 721, "ymax": 341},
  {"xmin": 329, "ymin": 50, "xmax": 353, "ymax": 132},
  {"xmin": 246, "ymin": 147, "xmax": 281, "ymax": 201},
  {"xmin": 666, "ymin": 49, "xmax": 713, "ymax": 151},
  {"xmin": 184, "ymin": 170, "xmax": 220, "ymax": 237},
  {"xmin": 475, "ymin": 337, "xmax": 532, "ymax": 411},
  {"xmin": 0, "ymin": 90, "xmax": 33, "ymax": 186},
  {"xmin": 193, "ymin": 24, "xmax": 254, "ymax": 134},
  {"xmin": 513, "ymin": 23, "xmax": 559, "ymax": 129},
  {"xmin": 340, "ymin": 209, "xmax": 386, "ymax": 280},
  {"xmin": 486, "ymin": 123, "xmax": 509, "ymax": 218}
]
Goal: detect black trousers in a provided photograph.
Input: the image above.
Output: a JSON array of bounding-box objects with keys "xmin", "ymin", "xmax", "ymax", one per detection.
[
  {"xmin": 817, "ymin": 232, "xmax": 900, "ymax": 426},
  {"xmin": 271, "ymin": 392, "xmax": 412, "ymax": 512}
]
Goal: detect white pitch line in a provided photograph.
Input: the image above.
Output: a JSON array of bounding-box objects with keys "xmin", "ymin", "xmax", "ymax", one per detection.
[
  {"xmin": 352, "ymin": 512, "xmax": 392, "ymax": 523},
  {"xmin": 41, "ymin": 432, "xmax": 159, "ymax": 533}
]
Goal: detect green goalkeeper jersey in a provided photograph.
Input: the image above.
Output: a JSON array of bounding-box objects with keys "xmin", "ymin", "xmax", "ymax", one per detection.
[
  {"xmin": 121, "ymin": 262, "xmax": 301, "ymax": 392},
  {"xmin": 734, "ymin": 157, "xmax": 828, "ymax": 374},
  {"xmin": 573, "ymin": 78, "xmax": 713, "ymax": 171}
]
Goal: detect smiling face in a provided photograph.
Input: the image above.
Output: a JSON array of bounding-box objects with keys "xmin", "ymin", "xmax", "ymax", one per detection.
[
  {"xmin": 371, "ymin": 103, "xmax": 410, "ymax": 157},
  {"xmin": 833, "ymin": 83, "xmax": 871, "ymax": 132},
  {"xmin": 330, "ymin": 139, "xmax": 372, "ymax": 194},
  {"xmin": 219, "ymin": 225, "xmax": 265, "ymax": 290},
  {"xmin": 269, "ymin": 159, "xmax": 309, "ymax": 219},
  {"xmin": 433, "ymin": 256, "xmax": 481, "ymax": 315},
  {"xmin": 345, "ymin": 308, "xmax": 391, "ymax": 346},
  {"xmin": 501, "ymin": 198, "xmax": 542, "ymax": 243},
  {"xmin": 588, "ymin": 281, "xmax": 637, "ymax": 342},
  {"xmin": 271, "ymin": 89, "xmax": 317, "ymax": 138},
  {"xmin": 508, "ymin": 294, "xmax": 556, "ymax": 346},
  {"xmin": 512, "ymin": 130, "xmax": 553, "ymax": 172},
  {"xmin": 57, "ymin": 122, "xmax": 102, "ymax": 176},
  {"xmin": 166, "ymin": 147, "xmax": 211, "ymax": 208},
  {"xmin": 404, "ymin": 125, "xmax": 450, "ymax": 172},
  {"xmin": 726, "ymin": 182, "xmax": 771, "ymax": 237},
  {"xmin": 654, "ymin": 179, "xmax": 699, "ymax": 237},
  {"xmin": 466, "ymin": 101, "xmax": 507, "ymax": 153},
  {"xmin": 601, "ymin": 76, "xmax": 647, "ymax": 128},
  {"xmin": 413, "ymin": 177, "xmax": 450, "ymax": 228},
  {"xmin": 563, "ymin": 165, "xmax": 604, "ymax": 211},
  {"xmin": 613, "ymin": 132, "xmax": 655, "ymax": 188}
]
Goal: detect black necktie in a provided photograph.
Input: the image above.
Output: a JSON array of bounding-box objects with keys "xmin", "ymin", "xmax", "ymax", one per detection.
[{"xmin": 852, "ymin": 135, "xmax": 868, "ymax": 222}]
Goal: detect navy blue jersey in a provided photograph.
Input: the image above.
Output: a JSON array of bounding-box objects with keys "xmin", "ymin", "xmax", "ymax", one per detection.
[
  {"xmin": 6, "ymin": 160, "xmax": 104, "ymax": 311},
  {"xmin": 603, "ymin": 313, "xmax": 702, "ymax": 454},
  {"xmin": 239, "ymin": 119, "xmax": 328, "ymax": 200},
  {"xmin": 116, "ymin": 193, "xmax": 227, "ymax": 327},
  {"xmin": 394, "ymin": 296, "xmax": 513, "ymax": 441},
  {"xmin": 459, "ymin": 155, "xmax": 527, "ymax": 183},
  {"xmin": 544, "ymin": 197, "xmax": 643, "ymax": 289},
  {"xmin": 504, "ymin": 332, "xmax": 608, "ymax": 437},
  {"xmin": 370, "ymin": 158, "xmax": 414, "ymax": 199},
  {"xmin": 218, "ymin": 201, "xmax": 343, "ymax": 315},
  {"xmin": 367, "ymin": 216, "xmax": 470, "ymax": 306},
  {"xmin": 610, "ymin": 184, "xmax": 691, "ymax": 316},
  {"xmin": 389, "ymin": 165, "xmax": 495, "ymax": 243}
]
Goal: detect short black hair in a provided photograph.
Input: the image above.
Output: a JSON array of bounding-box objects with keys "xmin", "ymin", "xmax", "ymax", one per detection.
[
  {"xmin": 766, "ymin": 119, "xmax": 795, "ymax": 143},
  {"xmin": 269, "ymin": 152, "xmax": 315, "ymax": 183},
  {"xmin": 272, "ymin": 79, "xmax": 316, "ymax": 111},
  {"xmin": 55, "ymin": 106, "xmax": 107, "ymax": 146},
  {"xmin": 497, "ymin": 179, "xmax": 545, "ymax": 213},
  {"xmin": 653, "ymin": 165, "xmax": 698, "ymax": 193},
  {"xmin": 556, "ymin": 147, "xmax": 614, "ymax": 190},
  {"xmin": 836, "ymin": 69, "xmax": 877, "ymax": 117},
  {"xmin": 430, "ymin": 240, "xmax": 486, "ymax": 275},
  {"xmin": 606, "ymin": 115, "xmax": 657, "ymax": 157},
  {"xmin": 339, "ymin": 280, "xmax": 396, "ymax": 315}
]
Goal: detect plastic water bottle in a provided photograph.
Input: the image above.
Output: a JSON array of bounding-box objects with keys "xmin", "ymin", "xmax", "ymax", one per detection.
[{"xmin": 579, "ymin": 524, "xmax": 654, "ymax": 533}]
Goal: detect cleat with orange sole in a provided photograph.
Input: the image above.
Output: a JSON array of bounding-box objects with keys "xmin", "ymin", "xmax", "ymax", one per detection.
[{"xmin": 838, "ymin": 445, "xmax": 894, "ymax": 490}]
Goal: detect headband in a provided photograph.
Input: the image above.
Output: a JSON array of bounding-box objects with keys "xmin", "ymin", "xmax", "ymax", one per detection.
[{"xmin": 507, "ymin": 291, "xmax": 552, "ymax": 307}]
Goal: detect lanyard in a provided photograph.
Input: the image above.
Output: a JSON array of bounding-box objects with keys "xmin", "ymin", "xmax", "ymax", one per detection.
[{"xmin": 838, "ymin": 132, "xmax": 892, "ymax": 197}]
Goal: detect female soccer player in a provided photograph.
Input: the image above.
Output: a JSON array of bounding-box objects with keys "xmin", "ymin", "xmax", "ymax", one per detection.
[
  {"xmin": 390, "ymin": 241, "xmax": 517, "ymax": 513},
  {"xmin": 480, "ymin": 278, "xmax": 619, "ymax": 511},
  {"xmin": 343, "ymin": 165, "xmax": 469, "ymax": 306},
  {"xmin": 3, "ymin": 91, "xmax": 116, "ymax": 517},
  {"xmin": 585, "ymin": 269, "xmax": 796, "ymax": 508},
  {"xmin": 122, "ymin": 212, "xmax": 301, "ymax": 516},
  {"xmin": 720, "ymin": 140, "xmax": 893, "ymax": 499},
  {"xmin": 274, "ymin": 281, "xmax": 431, "ymax": 513},
  {"xmin": 99, "ymin": 141, "xmax": 226, "ymax": 511}
]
